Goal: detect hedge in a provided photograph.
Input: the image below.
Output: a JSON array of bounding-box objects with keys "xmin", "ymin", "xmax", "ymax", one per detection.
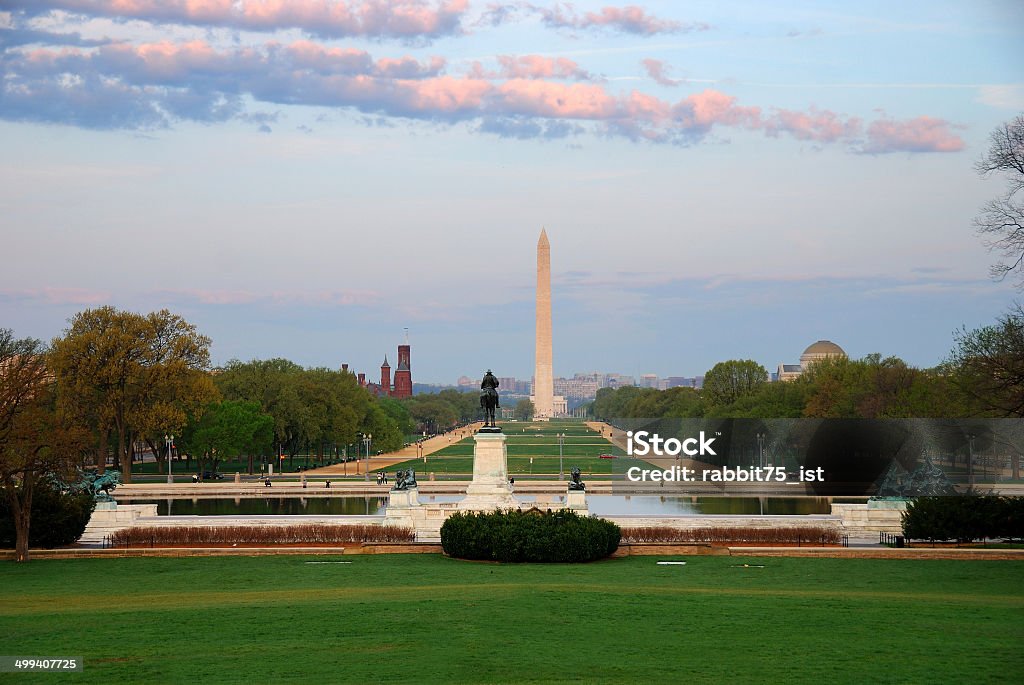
[
  {"xmin": 621, "ymin": 526, "xmax": 840, "ymax": 545},
  {"xmin": 902, "ymin": 496, "xmax": 1024, "ymax": 543},
  {"xmin": 109, "ymin": 524, "xmax": 415, "ymax": 547},
  {"xmin": 0, "ymin": 482, "xmax": 96, "ymax": 549},
  {"xmin": 441, "ymin": 509, "xmax": 620, "ymax": 563}
]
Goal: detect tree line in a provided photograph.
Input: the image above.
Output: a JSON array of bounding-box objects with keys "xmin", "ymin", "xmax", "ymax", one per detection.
[{"xmin": 593, "ymin": 305, "xmax": 1024, "ymax": 422}]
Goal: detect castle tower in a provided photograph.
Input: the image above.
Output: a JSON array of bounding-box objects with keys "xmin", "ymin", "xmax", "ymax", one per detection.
[
  {"xmin": 393, "ymin": 343, "xmax": 412, "ymax": 399},
  {"xmin": 380, "ymin": 356, "xmax": 391, "ymax": 394},
  {"xmin": 533, "ymin": 228, "xmax": 554, "ymax": 419}
]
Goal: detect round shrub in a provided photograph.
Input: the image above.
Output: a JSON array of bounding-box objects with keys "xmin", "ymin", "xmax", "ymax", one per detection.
[{"xmin": 441, "ymin": 509, "xmax": 620, "ymax": 563}]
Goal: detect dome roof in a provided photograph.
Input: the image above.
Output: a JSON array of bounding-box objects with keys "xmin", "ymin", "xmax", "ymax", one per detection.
[{"xmin": 801, "ymin": 340, "xmax": 845, "ymax": 357}]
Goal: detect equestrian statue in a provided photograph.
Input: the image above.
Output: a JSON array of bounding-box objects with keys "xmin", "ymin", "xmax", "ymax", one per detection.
[{"xmin": 480, "ymin": 370, "xmax": 500, "ymax": 429}]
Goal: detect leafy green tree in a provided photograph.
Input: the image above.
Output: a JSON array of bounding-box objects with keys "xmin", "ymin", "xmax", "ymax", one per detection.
[
  {"xmin": 183, "ymin": 401, "xmax": 273, "ymax": 475},
  {"xmin": 378, "ymin": 397, "xmax": 415, "ymax": 437},
  {"xmin": 404, "ymin": 395, "xmax": 459, "ymax": 433},
  {"xmin": 514, "ymin": 399, "xmax": 534, "ymax": 421},
  {"xmin": 707, "ymin": 380, "xmax": 806, "ymax": 418},
  {"xmin": 592, "ymin": 385, "xmax": 643, "ymax": 420},
  {"xmin": 947, "ymin": 303, "xmax": 1024, "ymax": 416},
  {"xmin": 803, "ymin": 354, "xmax": 972, "ymax": 418},
  {"xmin": 49, "ymin": 307, "xmax": 214, "ymax": 482},
  {"xmin": 701, "ymin": 360, "xmax": 768, "ymax": 408}
]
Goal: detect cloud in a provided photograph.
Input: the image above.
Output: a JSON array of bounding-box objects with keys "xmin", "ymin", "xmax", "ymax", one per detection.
[
  {"xmin": 0, "ymin": 27, "xmax": 111, "ymax": 48},
  {"xmin": 976, "ymin": 84, "xmax": 1024, "ymax": 111},
  {"xmin": 0, "ymin": 38, "xmax": 966, "ymax": 154},
  {"xmin": 495, "ymin": 54, "xmax": 592, "ymax": 81},
  {"xmin": 157, "ymin": 288, "xmax": 382, "ymax": 307},
  {"xmin": 480, "ymin": 2, "xmax": 706, "ymax": 35},
  {"xmin": 862, "ymin": 115, "xmax": 965, "ymax": 154},
  {"xmin": 5, "ymin": 0, "xmax": 469, "ymax": 41},
  {"xmin": 535, "ymin": 3, "xmax": 705, "ymax": 35},
  {"xmin": 764, "ymin": 106, "xmax": 861, "ymax": 143},
  {"xmin": 0, "ymin": 287, "xmax": 113, "ymax": 306},
  {"xmin": 641, "ymin": 58, "xmax": 679, "ymax": 87}
]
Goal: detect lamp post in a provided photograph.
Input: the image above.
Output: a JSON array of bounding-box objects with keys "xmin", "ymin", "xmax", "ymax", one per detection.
[
  {"xmin": 165, "ymin": 434, "xmax": 174, "ymax": 484},
  {"xmin": 362, "ymin": 433, "xmax": 372, "ymax": 482},
  {"xmin": 756, "ymin": 433, "xmax": 765, "ymax": 469},
  {"xmin": 968, "ymin": 433, "xmax": 976, "ymax": 489},
  {"xmin": 558, "ymin": 432, "xmax": 565, "ymax": 481}
]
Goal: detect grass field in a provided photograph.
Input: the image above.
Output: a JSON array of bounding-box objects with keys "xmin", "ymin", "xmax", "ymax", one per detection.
[
  {"xmin": 391, "ymin": 420, "xmax": 629, "ymax": 475},
  {"xmin": 1, "ymin": 555, "xmax": 1021, "ymax": 684}
]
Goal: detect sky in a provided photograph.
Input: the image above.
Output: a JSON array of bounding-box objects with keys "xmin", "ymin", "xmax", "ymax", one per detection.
[{"xmin": 1, "ymin": 1, "xmax": 1022, "ymax": 383}]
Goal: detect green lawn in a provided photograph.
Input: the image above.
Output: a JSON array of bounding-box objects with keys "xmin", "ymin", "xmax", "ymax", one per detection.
[
  {"xmin": 395, "ymin": 421, "xmax": 625, "ymax": 474},
  {"xmin": 0, "ymin": 555, "xmax": 1021, "ymax": 684},
  {"xmin": 398, "ymin": 456, "xmax": 641, "ymax": 475}
]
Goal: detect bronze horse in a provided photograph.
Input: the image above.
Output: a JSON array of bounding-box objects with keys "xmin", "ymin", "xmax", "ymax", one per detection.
[{"xmin": 480, "ymin": 370, "xmax": 500, "ymax": 428}]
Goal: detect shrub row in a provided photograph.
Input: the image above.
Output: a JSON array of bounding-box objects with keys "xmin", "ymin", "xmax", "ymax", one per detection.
[
  {"xmin": 902, "ymin": 496, "xmax": 1024, "ymax": 543},
  {"xmin": 109, "ymin": 524, "xmax": 414, "ymax": 547},
  {"xmin": 621, "ymin": 526, "xmax": 841, "ymax": 545},
  {"xmin": 0, "ymin": 483, "xmax": 95, "ymax": 549},
  {"xmin": 441, "ymin": 509, "xmax": 620, "ymax": 563}
]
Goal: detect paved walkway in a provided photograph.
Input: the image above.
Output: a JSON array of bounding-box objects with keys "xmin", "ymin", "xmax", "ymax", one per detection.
[{"xmin": 306, "ymin": 423, "xmax": 482, "ymax": 476}]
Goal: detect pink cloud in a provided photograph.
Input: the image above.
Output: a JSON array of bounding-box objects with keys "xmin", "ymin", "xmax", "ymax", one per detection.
[
  {"xmin": 402, "ymin": 75, "xmax": 492, "ymax": 113},
  {"xmin": 2, "ymin": 38, "xmax": 966, "ymax": 155},
  {"xmin": 765, "ymin": 107, "xmax": 862, "ymax": 143},
  {"xmin": 862, "ymin": 115, "xmax": 965, "ymax": 154},
  {"xmin": 496, "ymin": 55, "xmax": 591, "ymax": 81},
  {"xmin": 8, "ymin": 0, "xmax": 469, "ymax": 40},
  {"xmin": 641, "ymin": 58, "xmax": 679, "ymax": 87},
  {"xmin": 495, "ymin": 79, "xmax": 617, "ymax": 119},
  {"xmin": 673, "ymin": 90, "xmax": 761, "ymax": 130},
  {"xmin": 579, "ymin": 5, "xmax": 686, "ymax": 35},
  {"xmin": 535, "ymin": 3, "xmax": 705, "ymax": 35}
]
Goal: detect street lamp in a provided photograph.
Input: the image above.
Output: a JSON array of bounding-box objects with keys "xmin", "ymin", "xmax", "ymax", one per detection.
[
  {"xmin": 362, "ymin": 433, "xmax": 372, "ymax": 482},
  {"xmin": 165, "ymin": 434, "xmax": 174, "ymax": 484},
  {"xmin": 558, "ymin": 432, "xmax": 565, "ymax": 481},
  {"xmin": 968, "ymin": 433, "xmax": 976, "ymax": 489},
  {"xmin": 756, "ymin": 433, "xmax": 766, "ymax": 469}
]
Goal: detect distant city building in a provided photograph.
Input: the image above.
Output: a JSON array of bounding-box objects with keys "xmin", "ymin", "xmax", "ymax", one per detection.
[
  {"xmin": 640, "ymin": 374, "xmax": 659, "ymax": 389},
  {"xmin": 777, "ymin": 340, "xmax": 846, "ymax": 382},
  {"xmin": 605, "ymin": 374, "xmax": 636, "ymax": 388},
  {"xmin": 554, "ymin": 377, "xmax": 600, "ymax": 400},
  {"xmin": 665, "ymin": 376, "xmax": 701, "ymax": 389}
]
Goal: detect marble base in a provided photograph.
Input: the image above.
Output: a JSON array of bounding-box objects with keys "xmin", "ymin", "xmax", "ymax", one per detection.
[
  {"xmin": 566, "ymin": 489, "xmax": 588, "ymax": 515},
  {"xmin": 382, "ymin": 487, "xmax": 420, "ymax": 529},
  {"xmin": 459, "ymin": 432, "xmax": 517, "ymax": 510}
]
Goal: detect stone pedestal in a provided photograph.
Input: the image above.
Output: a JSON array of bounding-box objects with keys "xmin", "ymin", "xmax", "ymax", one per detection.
[
  {"xmin": 459, "ymin": 432, "xmax": 517, "ymax": 510},
  {"xmin": 566, "ymin": 489, "xmax": 588, "ymax": 515},
  {"xmin": 382, "ymin": 487, "xmax": 420, "ymax": 529}
]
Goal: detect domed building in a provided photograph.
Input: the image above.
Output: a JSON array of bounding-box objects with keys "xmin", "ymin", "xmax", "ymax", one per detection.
[
  {"xmin": 799, "ymin": 340, "xmax": 846, "ymax": 367},
  {"xmin": 777, "ymin": 340, "xmax": 846, "ymax": 381}
]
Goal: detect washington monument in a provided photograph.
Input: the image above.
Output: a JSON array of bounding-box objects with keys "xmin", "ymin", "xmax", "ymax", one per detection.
[{"xmin": 533, "ymin": 228, "xmax": 554, "ymax": 419}]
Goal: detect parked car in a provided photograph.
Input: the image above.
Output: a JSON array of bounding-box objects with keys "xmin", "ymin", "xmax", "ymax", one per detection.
[{"xmin": 201, "ymin": 471, "xmax": 225, "ymax": 480}]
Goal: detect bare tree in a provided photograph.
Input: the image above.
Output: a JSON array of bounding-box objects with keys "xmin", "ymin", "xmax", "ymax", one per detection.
[
  {"xmin": 0, "ymin": 330, "xmax": 88, "ymax": 561},
  {"xmin": 975, "ymin": 114, "xmax": 1024, "ymax": 288}
]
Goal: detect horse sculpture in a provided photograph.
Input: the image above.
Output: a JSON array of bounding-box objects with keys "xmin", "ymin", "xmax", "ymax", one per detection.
[{"xmin": 480, "ymin": 369, "xmax": 500, "ymax": 429}]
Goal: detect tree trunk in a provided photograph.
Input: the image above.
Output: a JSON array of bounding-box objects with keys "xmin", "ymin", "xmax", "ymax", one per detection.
[
  {"xmin": 117, "ymin": 426, "xmax": 132, "ymax": 483},
  {"xmin": 97, "ymin": 430, "xmax": 107, "ymax": 475},
  {"xmin": 7, "ymin": 478, "xmax": 34, "ymax": 563},
  {"xmin": 147, "ymin": 438, "xmax": 164, "ymax": 474}
]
